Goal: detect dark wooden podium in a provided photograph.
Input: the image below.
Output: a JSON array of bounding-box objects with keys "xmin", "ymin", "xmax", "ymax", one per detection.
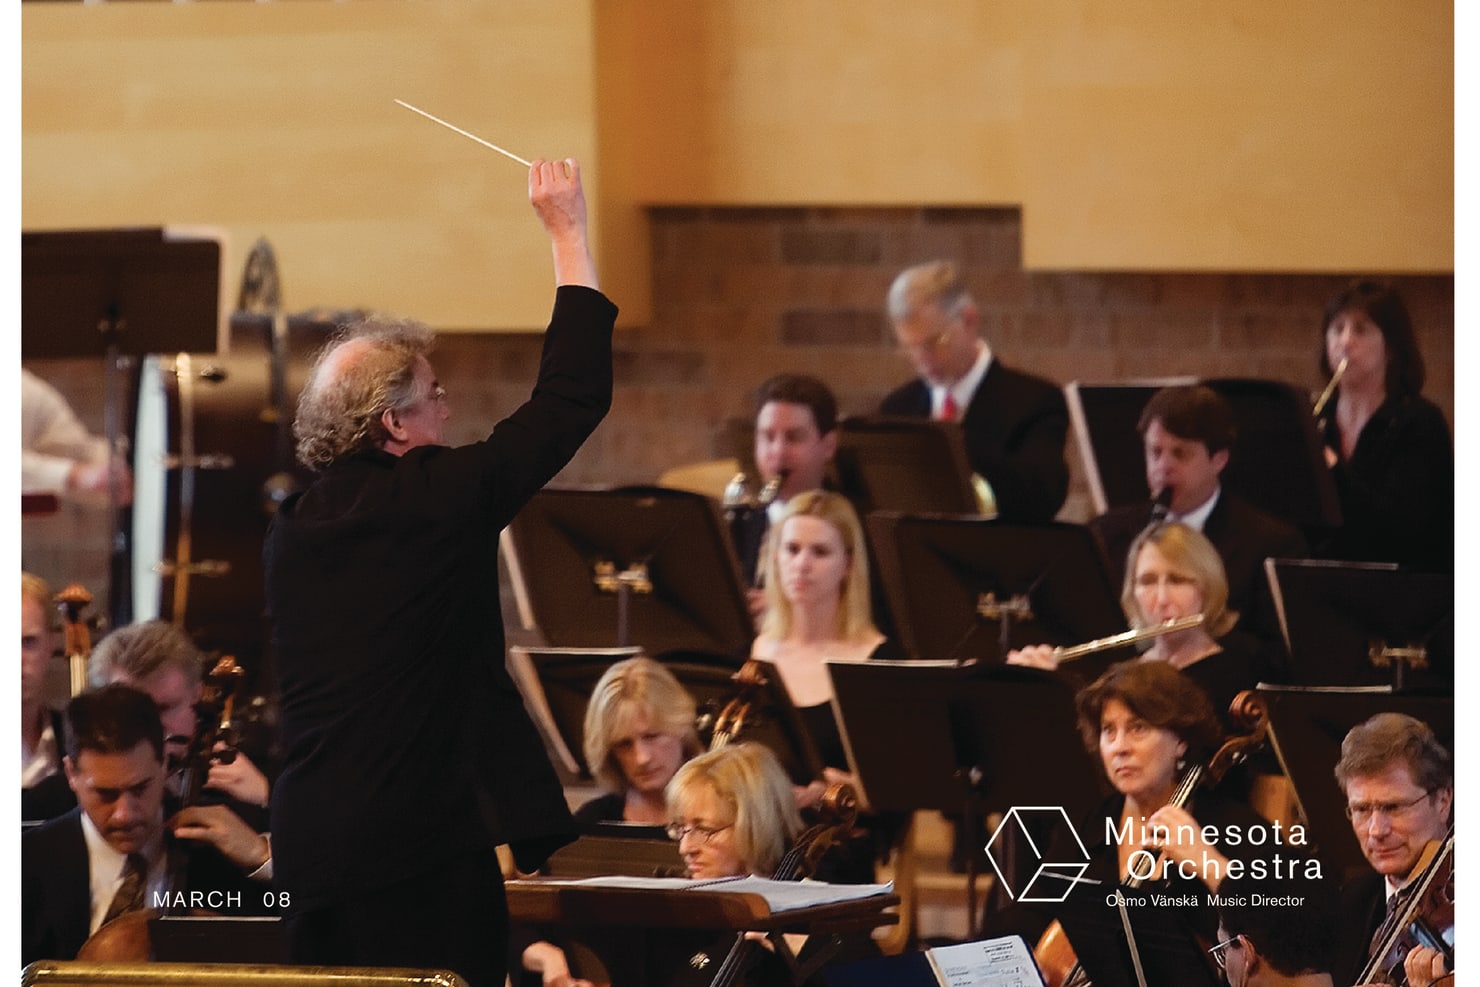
[{"xmin": 506, "ymin": 878, "xmax": 899, "ymax": 987}]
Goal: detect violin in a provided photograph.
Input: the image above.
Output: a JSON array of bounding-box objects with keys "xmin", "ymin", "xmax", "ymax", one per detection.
[
  {"xmin": 1033, "ymin": 691, "xmax": 1271, "ymax": 987},
  {"xmin": 1357, "ymin": 829, "xmax": 1455, "ymax": 986},
  {"xmin": 75, "ymin": 655, "xmax": 248, "ymax": 962}
]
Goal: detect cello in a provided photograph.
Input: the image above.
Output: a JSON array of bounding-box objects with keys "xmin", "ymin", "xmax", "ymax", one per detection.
[
  {"xmin": 1034, "ymin": 690, "xmax": 1271, "ymax": 987},
  {"xmin": 75, "ymin": 655, "xmax": 249, "ymax": 962}
]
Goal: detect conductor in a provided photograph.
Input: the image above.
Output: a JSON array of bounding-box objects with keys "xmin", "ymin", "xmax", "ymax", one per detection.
[{"xmin": 263, "ymin": 158, "xmax": 615, "ymax": 986}]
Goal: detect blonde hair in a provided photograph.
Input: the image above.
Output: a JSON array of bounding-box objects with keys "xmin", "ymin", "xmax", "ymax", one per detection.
[
  {"xmin": 583, "ymin": 656, "xmax": 702, "ymax": 793},
  {"xmin": 759, "ymin": 491, "xmax": 878, "ymax": 644},
  {"xmin": 667, "ymin": 742, "xmax": 802, "ymax": 876},
  {"xmin": 1121, "ymin": 522, "xmax": 1237, "ymax": 637},
  {"xmin": 21, "ymin": 571, "xmax": 51, "ymax": 611}
]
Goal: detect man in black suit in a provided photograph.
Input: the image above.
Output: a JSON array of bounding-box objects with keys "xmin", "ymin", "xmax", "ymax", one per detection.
[
  {"xmin": 1328, "ymin": 713, "xmax": 1452, "ymax": 987},
  {"xmin": 22, "ymin": 684, "xmax": 273, "ymax": 966},
  {"xmin": 731, "ymin": 373, "xmax": 839, "ymax": 588},
  {"xmin": 881, "ymin": 260, "xmax": 1069, "ymax": 523},
  {"xmin": 263, "ymin": 158, "xmax": 611, "ymax": 987},
  {"xmin": 1088, "ymin": 385, "xmax": 1306, "ymax": 670}
]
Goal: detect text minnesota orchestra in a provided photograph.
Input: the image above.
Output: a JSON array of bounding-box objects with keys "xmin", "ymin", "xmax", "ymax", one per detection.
[{"xmin": 1111, "ymin": 816, "xmax": 1324, "ymax": 885}]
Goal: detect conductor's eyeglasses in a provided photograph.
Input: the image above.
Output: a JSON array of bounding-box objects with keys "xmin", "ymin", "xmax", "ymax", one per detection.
[
  {"xmin": 1344, "ymin": 791, "xmax": 1431, "ymax": 825},
  {"xmin": 666, "ymin": 822, "xmax": 733, "ymax": 844}
]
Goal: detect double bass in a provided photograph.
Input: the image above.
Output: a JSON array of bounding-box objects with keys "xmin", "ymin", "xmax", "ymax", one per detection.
[{"xmin": 76, "ymin": 655, "xmax": 248, "ymax": 962}]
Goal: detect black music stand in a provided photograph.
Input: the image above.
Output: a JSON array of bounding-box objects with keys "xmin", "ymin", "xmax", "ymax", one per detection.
[
  {"xmin": 865, "ymin": 513, "xmax": 1125, "ymax": 668},
  {"xmin": 828, "ymin": 659, "xmax": 1105, "ymax": 934},
  {"xmin": 1064, "ymin": 377, "xmax": 1341, "ymax": 531},
  {"xmin": 1258, "ymin": 686, "xmax": 1453, "ymax": 882},
  {"xmin": 1267, "ymin": 559, "xmax": 1453, "ymax": 691},
  {"xmin": 509, "ymin": 646, "xmax": 824, "ymax": 787},
  {"xmin": 504, "ymin": 486, "xmax": 755, "ymax": 660},
  {"xmin": 832, "ymin": 416, "xmax": 980, "ymax": 516},
  {"xmin": 22, "ymin": 227, "xmax": 225, "ymax": 627}
]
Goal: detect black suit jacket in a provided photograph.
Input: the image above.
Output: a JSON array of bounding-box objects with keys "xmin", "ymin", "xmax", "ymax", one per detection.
[
  {"xmin": 263, "ymin": 286, "xmax": 614, "ymax": 913},
  {"xmin": 880, "ymin": 361, "xmax": 1069, "ymax": 522},
  {"xmin": 21, "ymin": 806, "xmax": 273, "ymax": 967},
  {"xmin": 1332, "ymin": 871, "xmax": 1386, "ymax": 987},
  {"xmin": 1089, "ymin": 490, "xmax": 1307, "ymax": 676}
]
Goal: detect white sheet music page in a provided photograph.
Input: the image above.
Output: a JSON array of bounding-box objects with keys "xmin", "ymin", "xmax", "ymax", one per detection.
[{"xmin": 925, "ymin": 935, "xmax": 1047, "ymax": 987}]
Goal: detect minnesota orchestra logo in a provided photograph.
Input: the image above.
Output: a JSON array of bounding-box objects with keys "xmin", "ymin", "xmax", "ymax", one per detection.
[
  {"xmin": 984, "ymin": 806, "xmax": 1091, "ymax": 903},
  {"xmin": 985, "ymin": 804, "xmax": 1323, "ymax": 904}
]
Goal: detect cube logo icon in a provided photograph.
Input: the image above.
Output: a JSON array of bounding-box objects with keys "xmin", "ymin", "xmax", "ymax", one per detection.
[{"xmin": 984, "ymin": 806, "xmax": 1091, "ymax": 903}]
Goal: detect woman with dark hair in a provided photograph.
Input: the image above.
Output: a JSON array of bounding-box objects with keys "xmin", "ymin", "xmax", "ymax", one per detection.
[
  {"xmin": 1316, "ymin": 279, "xmax": 1453, "ymax": 572},
  {"xmin": 985, "ymin": 662, "xmax": 1281, "ymax": 971}
]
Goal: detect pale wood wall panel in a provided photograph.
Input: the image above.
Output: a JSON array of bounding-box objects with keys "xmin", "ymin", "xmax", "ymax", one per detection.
[{"xmin": 24, "ymin": 0, "xmax": 603, "ymax": 331}]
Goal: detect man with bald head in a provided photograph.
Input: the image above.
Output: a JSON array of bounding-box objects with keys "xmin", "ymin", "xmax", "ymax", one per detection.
[{"xmin": 263, "ymin": 158, "xmax": 615, "ymax": 986}]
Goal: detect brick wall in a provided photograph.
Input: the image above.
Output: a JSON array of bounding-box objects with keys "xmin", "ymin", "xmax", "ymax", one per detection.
[{"xmin": 22, "ymin": 206, "xmax": 1454, "ymax": 643}]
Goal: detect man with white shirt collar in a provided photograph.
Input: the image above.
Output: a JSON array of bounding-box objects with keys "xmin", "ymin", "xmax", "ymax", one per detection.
[
  {"xmin": 21, "ymin": 684, "xmax": 273, "ymax": 965},
  {"xmin": 1329, "ymin": 713, "xmax": 1452, "ymax": 987},
  {"xmin": 733, "ymin": 373, "xmax": 840, "ymax": 591},
  {"xmin": 1089, "ymin": 385, "xmax": 1306, "ymax": 671},
  {"xmin": 881, "ymin": 260, "xmax": 1069, "ymax": 523}
]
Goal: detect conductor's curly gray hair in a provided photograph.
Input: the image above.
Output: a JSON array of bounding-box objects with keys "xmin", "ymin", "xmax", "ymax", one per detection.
[{"xmin": 293, "ymin": 317, "xmax": 436, "ymax": 470}]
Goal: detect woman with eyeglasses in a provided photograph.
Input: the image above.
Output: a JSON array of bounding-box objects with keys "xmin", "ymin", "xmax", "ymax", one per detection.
[
  {"xmin": 985, "ymin": 662, "xmax": 1290, "ymax": 982},
  {"xmin": 657, "ymin": 743, "xmax": 877, "ymax": 986}
]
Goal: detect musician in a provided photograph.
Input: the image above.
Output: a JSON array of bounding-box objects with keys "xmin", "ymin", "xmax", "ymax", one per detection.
[
  {"xmin": 578, "ymin": 656, "xmax": 705, "ymax": 826},
  {"xmin": 1315, "ymin": 279, "xmax": 1453, "ymax": 573},
  {"xmin": 985, "ymin": 661, "xmax": 1275, "ymax": 953},
  {"xmin": 516, "ymin": 657, "xmax": 703, "ymax": 986},
  {"xmin": 263, "ymin": 158, "xmax": 612, "ymax": 987},
  {"xmin": 22, "ymin": 571, "xmax": 76, "ymax": 823},
  {"xmin": 1010, "ymin": 522, "xmax": 1265, "ymax": 727},
  {"xmin": 1329, "ymin": 713, "xmax": 1453, "ymax": 987},
  {"xmin": 1211, "ymin": 873, "xmax": 1339, "ymax": 986},
  {"xmin": 1088, "ymin": 384, "xmax": 1306, "ymax": 664},
  {"xmin": 881, "ymin": 259, "xmax": 1069, "ymax": 522},
  {"xmin": 660, "ymin": 742, "xmax": 876, "ymax": 986},
  {"xmin": 733, "ymin": 373, "xmax": 840, "ymax": 592},
  {"xmin": 90, "ymin": 619, "xmax": 272, "ymax": 819},
  {"xmin": 21, "ymin": 684, "xmax": 273, "ymax": 966},
  {"xmin": 752, "ymin": 491, "xmax": 899, "ymax": 786}
]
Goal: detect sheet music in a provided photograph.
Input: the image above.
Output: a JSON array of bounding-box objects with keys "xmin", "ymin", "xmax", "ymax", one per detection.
[
  {"xmin": 528, "ymin": 874, "xmax": 894, "ymax": 912},
  {"xmin": 924, "ymin": 935, "xmax": 1047, "ymax": 987}
]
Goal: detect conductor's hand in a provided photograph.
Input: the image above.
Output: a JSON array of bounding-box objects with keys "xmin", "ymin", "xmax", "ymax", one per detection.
[
  {"xmin": 205, "ymin": 745, "xmax": 270, "ymax": 809},
  {"xmin": 169, "ymin": 804, "xmax": 271, "ymax": 873},
  {"xmin": 529, "ymin": 158, "xmax": 598, "ymax": 290},
  {"xmin": 1005, "ymin": 645, "xmax": 1060, "ymax": 671}
]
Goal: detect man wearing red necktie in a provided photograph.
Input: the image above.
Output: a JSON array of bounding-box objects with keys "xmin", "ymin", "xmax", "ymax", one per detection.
[{"xmin": 881, "ymin": 260, "xmax": 1069, "ymax": 522}]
